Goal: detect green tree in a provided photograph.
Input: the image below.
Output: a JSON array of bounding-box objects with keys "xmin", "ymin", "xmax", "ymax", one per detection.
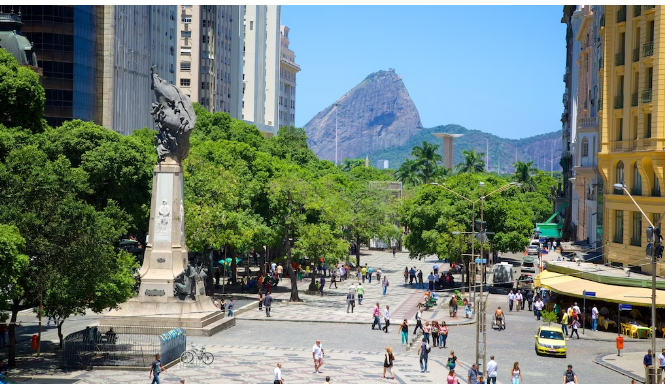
[
  {"xmin": 0, "ymin": 224, "xmax": 29, "ymax": 324},
  {"xmin": 455, "ymin": 149, "xmax": 486, "ymax": 174},
  {"xmin": 294, "ymin": 223, "xmax": 348, "ymax": 292},
  {"xmin": 513, "ymin": 160, "xmax": 539, "ymax": 192},
  {"xmin": 394, "ymin": 159, "xmax": 422, "ymax": 186},
  {"xmin": 339, "ymin": 158, "xmax": 365, "ymax": 172},
  {"xmin": 266, "ymin": 126, "xmax": 319, "ymax": 167},
  {"xmin": 0, "ymin": 49, "xmax": 45, "ymax": 133},
  {"xmin": 411, "ymin": 141, "xmax": 442, "ymax": 184}
]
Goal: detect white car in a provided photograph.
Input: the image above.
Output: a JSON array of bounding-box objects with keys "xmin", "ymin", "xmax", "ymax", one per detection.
[{"xmin": 527, "ymin": 245, "xmax": 539, "ymax": 256}]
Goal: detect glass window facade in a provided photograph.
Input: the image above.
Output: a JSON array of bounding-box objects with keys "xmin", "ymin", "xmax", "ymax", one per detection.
[{"xmin": 72, "ymin": 5, "xmax": 96, "ymax": 122}]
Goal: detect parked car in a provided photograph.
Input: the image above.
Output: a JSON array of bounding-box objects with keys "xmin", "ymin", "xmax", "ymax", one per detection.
[
  {"xmin": 517, "ymin": 274, "xmax": 534, "ymax": 291},
  {"xmin": 534, "ymin": 326, "xmax": 567, "ymax": 357},
  {"xmin": 521, "ymin": 256, "xmax": 536, "ymax": 273}
]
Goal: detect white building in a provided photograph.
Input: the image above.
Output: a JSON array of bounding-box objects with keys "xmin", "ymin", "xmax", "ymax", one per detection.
[
  {"xmin": 279, "ymin": 25, "xmax": 300, "ymax": 128},
  {"xmin": 150, "ymin": 6, "xmax": 177, "ymax": 87},
  {"xmin": 175, "ymin": 5, "xmax": 243, "ymax": 117},
  {"xmin": 242, "ymin": 5, "xmax": 281, "ymax": 137}
]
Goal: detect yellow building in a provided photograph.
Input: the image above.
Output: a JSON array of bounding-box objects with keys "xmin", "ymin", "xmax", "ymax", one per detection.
[{"xmin": 598, "ymin": 5, "xmax": 665, "ymax": 275}]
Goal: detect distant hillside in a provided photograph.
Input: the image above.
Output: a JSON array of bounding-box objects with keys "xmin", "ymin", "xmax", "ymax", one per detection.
[{"xmin": 366, "ymin": 125, "xmax": 562, "ymax": 173}]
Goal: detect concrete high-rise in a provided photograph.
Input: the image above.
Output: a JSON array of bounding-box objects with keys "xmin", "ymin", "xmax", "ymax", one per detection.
[
  {"xmin": 279, "ymin": 25, "xmax": 300, "ymax": 128},
  {"xmin": 242, "ymin": 5, "xmax": 281, "ymax": 137},
  {"xmin": 175, "ymin": 5, "xmax": 243, "ymax": 118}
]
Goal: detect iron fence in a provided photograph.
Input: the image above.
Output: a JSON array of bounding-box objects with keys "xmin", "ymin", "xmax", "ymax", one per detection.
[{"xmin": 62, "ymin": 326, "xmax": 186, "ymax": 369}]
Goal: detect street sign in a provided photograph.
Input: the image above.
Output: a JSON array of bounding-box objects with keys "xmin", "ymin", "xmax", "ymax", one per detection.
[
  {"xmin": 474, "ymin": 259, "xmax": 487, "ymax": 264},
  {"xmin": 583, "ymin": 291, "xmax": 596, "ymax": 297},
  {"xmin": 619, "ymin": 304, "xmax": 632, "ymax": 311},
  {"xmin": 540, "ymin": 238, "xmax": 547, "ymax": 243}
]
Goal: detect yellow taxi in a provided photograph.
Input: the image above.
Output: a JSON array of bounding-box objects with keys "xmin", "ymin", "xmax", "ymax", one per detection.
[{"xmin": 534, "ymin": 325, "xmax": 567, "ymax": 357}]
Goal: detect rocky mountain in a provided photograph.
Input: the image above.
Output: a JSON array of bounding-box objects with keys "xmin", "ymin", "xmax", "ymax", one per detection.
[
  {"xmin": 304, "ymin": 69, "xmax": 423, "ymax": 162},
  {"xmin": 366, "ymin": 125, "xmax": 563, "ymax": 174}
]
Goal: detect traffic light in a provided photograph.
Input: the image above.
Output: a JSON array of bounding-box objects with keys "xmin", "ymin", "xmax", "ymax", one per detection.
[{"xmin": 656, "ymin": 245, "xmax": 664, "ymax": 261}]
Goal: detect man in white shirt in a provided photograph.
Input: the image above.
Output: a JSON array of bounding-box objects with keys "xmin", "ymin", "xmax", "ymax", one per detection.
[
  {"xmin": 382, "ymin": 305, "xmax": 391, "ymax": 333},
  {"xmin": 573, "ymin": 302, "xmax": 581, "ymax": 315},
  {"xmin": 591, "ymin": 305, "xmax": 599, "ymax": 331},
  {"xmin": 507, "ymin": 290, "xmax": 515, "ymax": 312},
  {"xmin": 486, "ymin": 355, "xmax": 498, "ymax": 384},
  {"xmin": 514, "ymin": 291, "xmax": 523, "ymax": 313},
  {"xmin": 534, "ymin": 298, "xmax": 544, "ymax": 321},
  {"xmin": 312, "ymin": 340, "xmax": 324, "ymax": 373},
  {"xmin": 658, "ymin": 348, "xmax": 665, "ymax": 376},
  {"xmin": 274, "ymin": 362, "xmax": 283, "ymax": 384}
]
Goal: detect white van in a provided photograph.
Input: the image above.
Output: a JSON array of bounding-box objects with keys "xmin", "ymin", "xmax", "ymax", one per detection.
[{"xmin": 493, "ymin": 262, "xmax": 514, "ymax": 288}]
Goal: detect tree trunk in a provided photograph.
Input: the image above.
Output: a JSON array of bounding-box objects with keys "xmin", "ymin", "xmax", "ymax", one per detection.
[
  {"xmin": 8, "ymin": 299, "xmax": 20, "ymax": 366},
  {"xmin": 285, "ymin": 226, "xmax": 301, "ymax": 302},
  {"xmin": 355, "ymin": 235, "xmax": 361, "ymax": 267},
  {"xmin": 309, "ymin": 257, "xmax": 318, "ymax": 292},
  {"xmin": 230, "ymin": 249, "xmax": 237, "ymax": 286},
  {"xmin": 57, "ymin": 319, "xmax": 65, "ymax": 348}
]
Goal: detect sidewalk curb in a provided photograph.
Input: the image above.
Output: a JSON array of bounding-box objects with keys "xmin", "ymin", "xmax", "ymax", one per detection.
[
  {"xmin": 236, "ymin": 316, "xmax": 476, "ymax": 326},
  {"xmin": 593, "ymin": 353, "xmax": 644, "ymax": 383}
]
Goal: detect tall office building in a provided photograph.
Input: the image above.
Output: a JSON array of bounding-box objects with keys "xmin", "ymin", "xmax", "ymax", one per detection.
[
  {"xmin": 150, "ymin": 6, "xmax": 177, "ymax": 87},
  {"xmin": 13, "ymin": 5, "xmax": 97, "ymax": 128},
  {"xmin": 598, "ymin": 5, "xmax": 665, "ymax": 275},
  {"xmin": 242, "ymin": 5, "xmax": 281, "ymax": 137},
  {"xmin": 175, "ymin": 5, "xmax": 243, "ymax": 117},
  {"xmin": 94, "ymin": 6, "xmax": 152, "ymax": 136},
  {"xmin": 279, "ymin": 25, "xmax": 300, "ymax": 128}
]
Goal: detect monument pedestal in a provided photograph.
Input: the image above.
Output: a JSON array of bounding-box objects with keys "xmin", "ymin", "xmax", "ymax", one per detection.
[{"xmin": 103, "ymin": 162, "xmax": 228, "ymax": 336}]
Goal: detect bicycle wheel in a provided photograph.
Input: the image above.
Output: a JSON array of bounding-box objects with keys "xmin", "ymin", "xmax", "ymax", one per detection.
[
  {"xmin": 180, "ymin": 351, "xmax": 194, "ymax": 364},
  {"xmin": 202, "ymin": 352, "xmax": 214, "ymax": 365}
]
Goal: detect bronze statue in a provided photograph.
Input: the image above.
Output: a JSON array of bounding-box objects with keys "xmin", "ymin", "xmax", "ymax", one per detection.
[{"xmin": 150, "ymin": 67, "xmax": 197, "ymax": 164}]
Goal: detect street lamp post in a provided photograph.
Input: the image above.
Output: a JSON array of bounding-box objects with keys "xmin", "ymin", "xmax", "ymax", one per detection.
[
  {"xmin": 613, "ymin": 183, "xmax": 660, "ymax": 382},
  {"xmin": 335, "ymin": 103, "xmax": 339, "ymax": 165}
]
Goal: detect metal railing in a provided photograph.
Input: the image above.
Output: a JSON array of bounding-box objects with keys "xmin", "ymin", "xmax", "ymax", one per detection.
[
  {"xmin": 643, "ymin": 41, "xmax": 654, "ymax": 57},
  {"xmin": 642, "ymin": 88, "xmax": 653, "ymax": 103},
  {"xmin": 632, "ymin": 92, "xmax": 639, "ymax": 107},
  {"xmin": 578, "ymin": 117, "xmax": 598, "ymax": 128},
  {"xmin": 616, "ymin": 52, "xmax": 625, "ymax": 66},
  {"xmin": 634, "ymin": 5, "xmax": 642, "ymax": 17},
  {"xmin": 62, "ymin": 326, "xmax": 186, "ymax": 369},
  {"xmin": 618, "ymin": 6, "xmax": 627, "ymax": 23},
  {"xmin": 633, "ymin": 47, "xmax": 640, "ymax": 62},
  {"xmin": 0, "ymin": 13, "xmax": 22, "ymax": 23},
  {"xmin": 614, "ymin": 95, "xmax": 624, "ymax": 109}
]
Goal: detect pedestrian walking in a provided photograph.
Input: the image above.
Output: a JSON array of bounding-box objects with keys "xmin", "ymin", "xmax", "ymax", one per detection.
[
  {"xmin": 404, "ymin": 267, "xmax": 409, "ymax": 284},
  {"xmin": 417, "ymin": 338, "xmax": 430, "ymax": 373},
  {"xmin": 382, "ymin": 275, "xmax": 389, "ymax": 295},
  {"xmin": 449, "ymin": 295, "xmax": 458, "ymax": 318},
  {"xmin": 320, "ymin": 275, "xmax": 325, "ymax": 296},
  {"xmin": 382, "ymin": 305, "xmax": 391, "ymax": 333},
  {"xmin": 569, "ymin": 315, "xmax": 580, "ymax": 339},
  {"xmin": 346, "ymin": 289, "xmax": 355, "ymax": 313},
  {"xmin": 392, "ymin": 246, "xmax": 397, "ymax": 258},
  {"xmin": 534, "ymin": 297, "xmax": 544, "ymax": 320},
  {"xmin": 368, "ymin": 266, "xmax": 374, "ymax": 283},
  {"xmin": 409, "ymin": 267, "xmax": 416, "ymax": 285},
  {"xmin": 423, "ymin": 320, "xmax": 432, "ymax": 344},
  {"xmin": 357, "ymin": 283, "xmax": 365, "ymax": 305},
  {"xmin": 329, "ymin": 269, "xmax": 338, "ymax": 289},
  {"xmin": 361, "ymin": 266, "xmax": 367, "ymax": 283},
  {"xmin": 439, "ymin": 321, "xmax": 449, "ymax": 348},
  {"xmin": 376, "ymin": 269, "xmax": 382, "ymax": 282},
  {"xmin": 372, "ymin": 303, "xmax": 383, "ymax": 331},
  {"xmin": 413, "ymin": 308, "xmax": 424, "ymax": 334},
  {"xmin": 468, "ymin": 364, "xmax": 479, "ymax": 385},
  {"xmin": 259, "ymin": 291, "xmax": 265, "ymax": 311},
  {"xmin": 515, "ymin": 290, "xmax": 522, "ymax": 313},
  {"xmin": 427, "ymin": 271, "xmax": 435, "ymax": 291},
  {"xmin": 526, "ymin": 290, "xmax": 533, "ymax": 311},
  {"xmin": 382, "ymin": 346, "xmax": 395, "ymax": 379},
  {"xmin": 431, "ymin": 321, "xmax": 440, "ymax": 347},
  {"xmin": 150, "ymin": 354, "xmax": 166, "ymax": 384},
  {"xmin": 277, "ymin": 264, "xmax": 283, "ymax": 280},
  {"xmin": 274, "ymin": 362, "xmax": 283, "ymax": 384},
  {"xmin": 560, "ymin": 311, "xmax": 569, "ymax": 336},
  {"xmin": 226, "ymin": 298, "xmax": 235, "ymax": 317},
  {"xmin": 312, "ymin": 340, "xmax": 324, "ymax": 373},
  {"xmin": 264, "ymin": 292, "xmax": 273, "ymax": 317},
  {"xmin": 658, "ymin": 349, "xmax": 665, "ymax": 377},
  {"xmin": 447, "ymin": 369, "xmax": 460, "ymax": 384},
  {"xmin": 356, "ymin": 269, "xmax": 362, "ymax": 283},
  {"xmin": 486, "ymin": 356, "xmax": 498, "ymax": 384},
  {"xmin": 563, "ymin": 365, "xmax": 578, "ymax": 384},
  {"xmin": 446, "ymin": 350, "xmax": 459, "ymax": 370},
  {"xmin": 591, "ymin": 304, "xmax": 599, "ymax": 331},
  {"xmin": 511, "ymin": 362, "xmax": 522, "ymax": 384},
  {"xmin": 398, "ymin": 319, "xmax": 409, "ymax": 346},
  {"xmin": 507, "ymin": 290, "xmax": 515, "ymax": 312},
  {"xmin": 417, "ymin": 270, "xmax": 424, "ymax": 289}
]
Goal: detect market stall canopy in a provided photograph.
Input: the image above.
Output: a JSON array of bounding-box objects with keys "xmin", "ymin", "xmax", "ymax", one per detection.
[{"xmin": 535, "ymin": 270, "xmax": 665, "ymax": 308}]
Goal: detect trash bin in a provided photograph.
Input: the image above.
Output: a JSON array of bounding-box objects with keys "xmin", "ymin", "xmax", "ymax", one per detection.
[{"xmin": 616, "ymin": 336, "xmax": 624, "ymax": 350}]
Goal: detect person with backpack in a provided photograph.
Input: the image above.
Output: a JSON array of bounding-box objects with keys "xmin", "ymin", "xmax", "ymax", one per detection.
[
  {"xmin": 150, "ymin": 353, "xmax": 166, "ymax": 384},
  {"xmin": 446, "ymin": 350, "xmax": 460, "ymax": 371},
  {"xmin": 417, "ymin": 337, "xmax": 430, "ymax": 373}
]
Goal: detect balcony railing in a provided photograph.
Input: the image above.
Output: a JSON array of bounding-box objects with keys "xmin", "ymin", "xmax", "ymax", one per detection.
[
  {"xmin": 0, "ymin": 13, "xmax": 22, "ymax": 23},
  {"xmin": 614, "ymin": 95, "xmax": 624, "ymax": 109},
  {"xmin": 642, "ymin": 88, "xmax": 652, "ymax": 103},
  {"xmin": 634, "ymin": 5, "xmax": 642, "ymax": 17},
  {"xmin": 632, "ymin": 92, "xmax": 639, "ymax": 107},
  {"xmin": 643, "ymin": 5, "xmax": 655, "ymax": 11},
  {"xmin": 578, "ymin": 117, "xmax": 598, "ymax": 129},
  {"xmin": 616, "ymin": 52, "xmax": 625, "ymax": 66},
  {"xmin": 617, "ymin": 6, "xmax": 627, "ymax": 23},
  {"xmin": 643, "ymin": 41, "xmax": 654, "ymax": 57},
  {"xmin": 633, "ymin": 47, "xmax": 640, "ymax": 62}
]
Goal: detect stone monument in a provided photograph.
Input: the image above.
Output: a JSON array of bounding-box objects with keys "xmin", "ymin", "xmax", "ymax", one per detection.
[{"xmin": 102, "ymin": 69, "xmax": 230, "ymax": 336}]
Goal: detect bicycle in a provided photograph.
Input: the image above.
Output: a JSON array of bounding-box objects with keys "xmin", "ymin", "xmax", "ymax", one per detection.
[{"xmin": 180, "ymin": 344, "xmax": 214, "ymax": 365}]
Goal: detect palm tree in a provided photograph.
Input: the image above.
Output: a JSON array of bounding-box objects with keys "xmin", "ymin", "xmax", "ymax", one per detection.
[
  {"xmin": 455, "ymin": 149, "xmax": 486, "ymax": 174},
  {"xmin": 411, "ymin": 141, "xmax": 442, "ymax": 184},
  {"xmin": 513, "ymin": 160, "xmax": 538, "ymax": 191},
  {"xmin": 394, "ymin": 159, "xmax": 422, "ymax": 186}
]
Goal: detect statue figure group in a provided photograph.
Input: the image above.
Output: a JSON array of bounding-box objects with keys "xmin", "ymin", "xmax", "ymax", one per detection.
[
  {"xmin": 174, "ymin": 263, "xmax": 208, "ymax": 300},
  {"xmin": 150, "ymin": 67, "xmax": 197, "ymax": 164}
]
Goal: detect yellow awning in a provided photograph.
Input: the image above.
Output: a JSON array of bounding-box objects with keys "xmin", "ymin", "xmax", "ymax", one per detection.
[{"xmin": 535, "ymin": 270, "xmax": 665, "ymax": 308}]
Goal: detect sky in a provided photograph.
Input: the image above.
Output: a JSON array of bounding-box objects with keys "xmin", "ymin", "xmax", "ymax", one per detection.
[{"xmin": 281, "ymin": 5, "xmax": 567, "ymax": 140}]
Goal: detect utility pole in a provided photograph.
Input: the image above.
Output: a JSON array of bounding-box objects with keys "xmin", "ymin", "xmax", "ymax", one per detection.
[
  {"xmin": 551, "ymin": 142, "xmax": 554, "ymax": 176},
  {"xmin": 335, "ymin": 103, "xmax": 339, "ymax": 165}
]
